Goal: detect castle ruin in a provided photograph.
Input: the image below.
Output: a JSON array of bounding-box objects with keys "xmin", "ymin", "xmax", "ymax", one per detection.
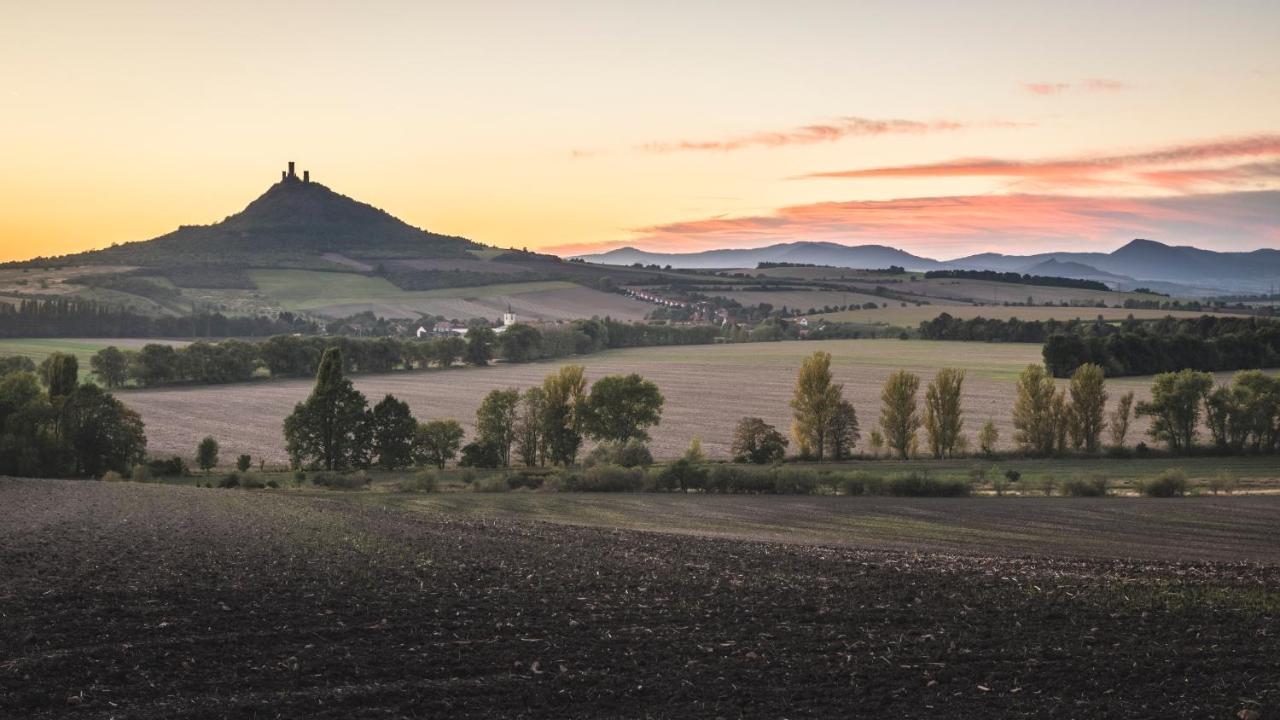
[{"xmin": 280, "ymin": 161, "xmax": 311, "ymax": 184}]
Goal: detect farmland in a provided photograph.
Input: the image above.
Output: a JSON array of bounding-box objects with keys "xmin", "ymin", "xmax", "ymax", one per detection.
[
  {"xmin": 2, "ymin": 478, "xmax": 1278, "ymax": 718},
  {"xmin": 115, "ymin": 338, "xmax": 1262, "ymax": 463},
  {"xmin": 815, "ymin": 304, "xmax": 1216, "ymax": 326},
  {"xmin": 0, "ymin": 338, "xmax": 189, "ymax": 378}
]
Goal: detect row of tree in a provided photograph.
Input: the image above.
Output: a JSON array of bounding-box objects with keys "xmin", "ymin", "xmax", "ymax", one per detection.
[
  {"xmin": 0, "ymin": 353, "xmax": 147, "ymax": 477},
  {"xmin": 280, "ymin": 348, "xmax": 667, "ymax": 471},
  {"xmin": 0, "ymin": 297, "xmax": 316, "ymax": 338},
  {"xmin": 1042, "ymin": 327, "xmax": 1280, "ymax": 378},
  {"xmin": 923, "ymin": 269, "xmax": 1109, "ymax": 291}
]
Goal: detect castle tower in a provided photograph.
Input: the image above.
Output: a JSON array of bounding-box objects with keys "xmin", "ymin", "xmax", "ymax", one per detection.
[
  {"xmin": 303, "ymin": 170, "xmax": 310, "ymax": 183},
  {"xmin": 287, "ymin": 161, "xmax": 296, "ymax": 179}
]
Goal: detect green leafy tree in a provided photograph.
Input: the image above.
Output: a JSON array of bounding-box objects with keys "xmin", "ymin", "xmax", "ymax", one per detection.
[
  {"xmin": 370, "ymin": 394, "xmax": 417, "ymax": 469},
  {"xmin": 1136, "ymin": 369, "xmax": 1214, "ymax": 453},
  {"xmin": 283, "ymin": 348, "xmax": 371, "ymax": 470},
  {"xmin": 434, "ymin": 336, "xmax": 467, "ymax": 368},
  {"xmin": 879, "ymin": 370, "xmax": 921, "ymax": 459},
  {"xmin": 476, "ymin": 388, "xmax": 521, "ymax": 466},
  {"xmin": 541, "ymin": 365, "xmax": 587, "ymax": 465},
  {"xmin": 790, "ymin": 351, "xmax": 843, "ymax": 459},
  {"xmin": 1109, "ymin": 391, "xmax": 1135, "ymax": 448},
  {"xmin": 514, "ymin": 386, "xmax": 547, "ymax": 466},
  {"xmin": 497, "ymin": 324, "xmax": 543, "ymax": 363},
  {"xmin": 412, "ymin": 419, "xmax": 465, "ymax": 469},
  {"xmin": 90, "ymin": 346, "xmax": 129, "ymax": 388},
  {"xmin": 0, "ymin": 371, "xmax": 55, "ymax": 476},
  {"xmin": 39, "ymin": 352, "xmax": 79, "ymax": 399},
  {"xmin": 867, "ymin": 429, "xmax": 884, "ymax": 458},
  {"xmin": 197, "ymin": 436, "xmax": 220, "ymax": 472},
  {"xmin": 584, "ymin": 373, "xmax": 665, "ymax": 443},
  {"xmin": 236, "ymin": 454, "xmax": 252, "ymax": 472},
  {"xmin": 59, "ymin": 384, "xmax": 147, "ymax": 477},
  {"xmin": 465, "ymin": 324, "xmax": 496, "ymax": 366},
  {"xmin": 923, "ymin": 368, "xmax": 965, "ymax": 458},
  {"xmin": 1067, "ymin": 363, "xmax": 1107, "ymax": 453},
  {"xmin": 730, "ymin": 417, "xmax": 788, "ymax": 464},
  {"xmin": 828, "ymin": 399, "xmax": 860, "ymax": 460},
  {"xmin": 1230, "ymin": 370, "xmax": 1280, "ymax": 452},
  {"xmin": 978, "ymin": 419, "xmax": 999, "ymax": 457},
  {"xmin": 1013, "ymin": 365, "xmax": 1057, "ymax": 456}
]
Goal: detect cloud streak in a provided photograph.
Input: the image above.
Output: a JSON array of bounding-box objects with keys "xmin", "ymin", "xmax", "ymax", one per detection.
[
  {"xmin": 798, "ymin": 134, "xmax": 1280, "ymax": 190},
  {"xmin": 1023, "ymin": 78, "xmax": 1129, "ymax": 95},
  {"xmin": 639, "ymin": 116, "xmax": 1026, "ymax": 153},
  {"xmin": 580, "ymin": 190, "xmax": 1280, "ymax": 256}
]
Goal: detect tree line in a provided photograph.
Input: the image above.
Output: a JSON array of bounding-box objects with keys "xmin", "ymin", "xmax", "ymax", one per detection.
[
  {"xmin": 0, "ymin": 353, "xmax": 146, "ymax": 477},
  {"xmin": 923, "ymin": 269, "xmax": 1109, "ymax": 291},
  {"xmin": 281, "ymin": 348, "xmax": 665, "ymax": 472},
  {"xmin": 0, "ymin": 297, "xmax": 317, "ymax": 338},
  {"xmin": 81, "ymin": 318, "xmax": 722, "ymax": 388}
]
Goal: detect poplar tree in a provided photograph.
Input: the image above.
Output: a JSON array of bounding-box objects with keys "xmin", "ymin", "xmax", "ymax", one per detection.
[
  {"xmin": 790, "ymin": 351, "xmax": 842, "ymax": 459},
  {"xmin": 923, "ymin": 368, "xmax": 965, "ymax": 458},
  {"xmin": 283, "ymin": 348, "xmax": 371, "ymax": 470},
  {"xmin": 1067, "ymin": 363, "xmax": 1107, "ymax": 453},
  {"xmin": 879, "ymin": 370, "xmax": 921, "ymax": 460}
]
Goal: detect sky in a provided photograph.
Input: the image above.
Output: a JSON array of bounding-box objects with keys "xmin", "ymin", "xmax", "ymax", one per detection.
[{"xmin": 1, "ymin": 0, "xmax": 1278, "ymax": 262}]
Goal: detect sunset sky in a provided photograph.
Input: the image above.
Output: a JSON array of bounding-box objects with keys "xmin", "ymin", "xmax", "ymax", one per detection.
[{"xmin": 2, "ymin": 0, "xmax": 1278, "ymax": 262}]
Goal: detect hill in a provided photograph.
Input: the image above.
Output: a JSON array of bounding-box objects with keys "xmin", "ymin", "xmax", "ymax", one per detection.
[{"xmin": 577, "ymin": 241, "xmax": 943, "ymax": 271}]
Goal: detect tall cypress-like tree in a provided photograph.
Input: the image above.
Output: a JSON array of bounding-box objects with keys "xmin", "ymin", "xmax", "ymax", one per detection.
[
  {"xmin": 923, "ymin": 368, "xmax": 965, "ymax": 459},
  {"xmin": 283, "ymin": 348, "xmax": 371, "ymax": 470},
  {"xmin": 39, "ymin": 352, "xmax": 79, "ymax": 399},
  {"xmin": 790, "ymin": 351, "xmax": 843, "ymax": 459},
  {"xmin": 476, "ymin": 388, "xmax": 521, "ymax": 466},
  {"xmin": 541, "ymin": 365, "xmax": 587, "ymax": 466},
  {"xmin": 879, "ymin": 370, "xmax": 921, "ymax": 460},
  {"xmin": 1067, "ymin": 363, "xmax": 1107, "ymax": 453}
]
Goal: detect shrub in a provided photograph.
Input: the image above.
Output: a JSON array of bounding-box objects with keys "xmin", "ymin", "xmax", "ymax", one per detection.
[
  {"xmin": 397, "ymin": 470, "xmax": 438, "ymax": 493},
  {"xmin": 240, "ymin": 473, "xmax": 266, "ymax": 490},
  {"xmin": 583, "ymin": 439, "xmax": 654, "ymax": 468},
  {"xmin": 265, "ymin": 479, "xmax": 280, "ymax": 489},
  {"xmin": 236, "ymin": 454, "xmax": 252, "ymax": 472},
  {"xmin": 101, "ymin": 470, "xmax": 124, "ymax": 482},
  {"xmin": 218, "ymin": 473, "xmax": 241, "ymax": 489},
  {"xmin": 837, "ymin": 470, "xmax": 884, "ymax": 496},
  {"xmin": 312, "ymin": 471, "xmax": 369, "ymax": 490},
  {"xmin": 885, "ymin": 471, "xmax": 970, "ymax": 497},
  {"xmin": 131, "ymin": 464, "xmax": 152, "ymax": 483},
  {"xmin": 772, "ymin": 467, "xmax": 822, "ymax": 495},
  {"xmin": 148, "ymin": 456, "xmax": 189, "ymax": 477},
  {"xmin": 1062, "ymin": 475, "xmax": 1109, "ymax": 497},
  {"xmin": 655, "ymin": 458, "xmax": 708, "ymax": 492},
  {"xmin": 1141, "ymin": 469, "xmax": 1189, "ymax": 498},
  {"xmin": 292, "ymin": 470, "xmax": 306, "ymax": 485},
  {"xmin": 559, "ymin": 465, "xmax": 647, "ymax": 492},
  {"xmin": 1207, "ymin": 472, "xmax": 1238, "ymax": 495},
  {"xmin": 506, "ymin": 468, "xmax": 548, "ymax": 490},
  {"xmin": 471, "ymin": 474, "xmax": 511, "ymax": 493}
]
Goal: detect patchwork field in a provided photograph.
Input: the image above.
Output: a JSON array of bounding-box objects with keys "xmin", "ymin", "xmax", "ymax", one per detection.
[
  {"xmin": 248, "ymin": 269, "xmax": 651, "ymax": 321},
  {"xmin": 115, "ymin": 338, "xmax": 1249, "ymax": 463},
  {"xmin": 2, "ymin": 478, "xmax": 1277, "ymax": 718}
]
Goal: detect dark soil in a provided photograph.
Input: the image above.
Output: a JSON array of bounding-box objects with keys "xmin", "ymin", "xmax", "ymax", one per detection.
[{"xmin": 1, "ymin": 478, "xmax": 1277, "ymax": 719}]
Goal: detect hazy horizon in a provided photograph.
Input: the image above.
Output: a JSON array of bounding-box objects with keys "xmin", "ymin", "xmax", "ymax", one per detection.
[{"xmin": 3, "ymin": 0, "xmax": 1278, "ymax": 262}]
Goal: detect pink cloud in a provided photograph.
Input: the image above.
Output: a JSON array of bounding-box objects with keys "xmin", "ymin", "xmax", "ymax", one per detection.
[
  {"xmin": 1023, "ymin": 78, "xmax": 1129, "ymax": 95},
  {"xmin": 1023, "ymin": 82, "xmax": 1071, "ymax": 95},
  {"xmin": 551, "ymin": 190, "xmax": 1280, "ymax": 256},
  {"xmin": 639, "ymin": 116, "xmax": 1025, "ymax": 153}
]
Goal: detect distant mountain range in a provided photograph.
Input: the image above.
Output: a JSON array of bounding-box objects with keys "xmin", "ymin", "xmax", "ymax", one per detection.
[{"xmin": 577, "ymin": 239, "xmax": 1280, "ymax": 293}]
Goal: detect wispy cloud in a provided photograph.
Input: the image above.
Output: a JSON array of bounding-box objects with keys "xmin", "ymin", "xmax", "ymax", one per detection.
[
  {"xmin": 798, "ymin": 134, "xmax": 1280, "ymax": 191},
  {"xmin": 1022, "ymin": 78, "xmax": 1129, "ymax": 95},
  {"xmin": 575, "ymin": 190, "xmax": 1280, "ymax": 256},
  {"xmin": 639, "ymin": 116, "xmax": 1026, "ymax": 153}
]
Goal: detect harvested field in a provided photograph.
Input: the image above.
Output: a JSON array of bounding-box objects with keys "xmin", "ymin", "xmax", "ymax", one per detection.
[
  {"xmin": 117, "ymin": 338, "xmax": 1255, "ymax": 463},
  {"xmin": 1, "ymin": 478, "xmax": 1277, "ymax": 718}
]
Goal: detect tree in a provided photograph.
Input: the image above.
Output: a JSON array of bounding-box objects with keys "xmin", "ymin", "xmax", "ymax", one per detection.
[
  {"xmin": 923, "ymin": 368, "xmax": 965, "ymax": 458},
  {"xmin": 459, "ymin": 440, "xmax": 502, "ymax": 468},
  {"xmin": 978, "ymin": 419, "xmax": 999, "ymax": 457},
  {"xmin": 59, "ymin": 384, "xmax": 146, "ymax": 477},
  {"xmin": 514, "ymin": 387, "xmax": 547, "ymax": 466},
  {"xmin": 465, "ymin": 325, "xmax": 496, "ymax": 366},
  {"xmin": 879, "ymin": 370, "xmax": 921, "ymax": 459},
  {"xmin": 283, "ymin": 348, "xmax": 371, "ymax": 470},
  {"xmin": 584, "ymin": 374, "xmax": 665, "ymax": 443},
  {"xmin": 1136, "ymin": 369, "xmax": 1214, "ymax": 453},
  {"xmin": 828, "ymin": 399, "xmax": 860, "ymax": 459},
  {"xmin": 370, "ymin": 394, "xmax": 417, "ymax": 469},
  {"xmin": 412, "ymin": 420, "xmax": 465, "ymax": 469},
  {"xmin": 497, "ymin": 324, "xmax": 543, "ymax": 363},
  {"xmin": 731, "ymin": 417, "xmax": 788, "ymax": 464},
  {"xmin": 867, "ymin": 429, "xmax": 884, "ymax": 458},
  {"xmin": 90, "ymin": 346, "xmax": 128, "ymax": 388},
  {"xmin": 1204, "ymin": 384, "xmax": 1246, "ymax": 451},
  {"xmin": 39, "ymin": 352, "xmax": 79, "ymax": 399},
  {"xmin": 790, "ymin": 351, "xmax": 843, "ymax": 459},
  {"xmin": 434, "ymin": 336, "xmax": 466, "ymax": 368},
  {"xmin": 1013, "ymin": 365, "xmax": 1057, "ymax": 456},
  {"xmin": 541, "ymin": 365, "xmax": 587, "ymax": 465},
  {"xmin": 0, "ymin": 371, "xmax": 54, "ymax": 476},
  {"xmin": 476, "ymin": 388, "xmax": 521, "ymax": 466},
  {"xmin": 1066, "ymin": 363, "xmax": 1107, "ymax": 453},
  {"xmin": 197, "ymin": 436, "xmax": 220, "ymax": 472},
  {"xmin": 1109, "ymin": 391, "xmax": 1135, "ymax": 448},
  {"xmin": 1050, "ymin": 389, "xmax": 1070, "ymax": 454},
  {"xmin": 236, "ymin": 454, "xmax": 252, "ymax": 472},
  {"xmin": 1230, "ymin": 370, "xmax": 1280, "ymax": 452}
]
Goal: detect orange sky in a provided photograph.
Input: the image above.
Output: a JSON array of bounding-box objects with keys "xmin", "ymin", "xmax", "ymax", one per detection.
[{"xmin": 2, "ymin": 1, "xmax": 1278, "ymax": 262}]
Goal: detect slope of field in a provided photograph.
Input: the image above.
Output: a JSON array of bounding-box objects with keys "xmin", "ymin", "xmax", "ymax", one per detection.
[
  {"xmin": 116, "ymin": 338, "xmax": 1247, "ymax": 463},
  {"xmin": 248, "ymin": 270, "xmax": 650, "ymax": 321},
  {"xmin": 2, "ymin": 479, "xmax": 1277, "ymax": 719}
]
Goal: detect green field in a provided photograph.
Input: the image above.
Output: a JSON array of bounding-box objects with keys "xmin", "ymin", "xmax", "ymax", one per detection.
[
  {"xmin": 248, "ymin": 269, "xmax": 577, "ymax": 310},
  {"xmin": 0, "ymin": 338, "xmax": 190, "ymax": 379}
]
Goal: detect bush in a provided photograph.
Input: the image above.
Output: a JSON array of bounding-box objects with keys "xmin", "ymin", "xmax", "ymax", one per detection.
[
  {"xmin": 772, "ymin": 467, "xmax": 822, "ymax": 495},
  {"xmin": 471, "ymin": 474, "xmax": 511, "ymax": 493},
  {"xmin": 1207, "ymin": 472, "xmax": 1238, "ymax": 495},
  {"xmin": 312, "ymin": 471, "xmax": 369, "ymax": 490},
  {"xmin": 131, "ymin": 464, "xmax": 152, "ymax": 483},
  {"xmin": 583, "ymin": 439, "xmax": 654, "ymax": 468},
  {"xmin": 885, "ymin": 472, "xmax": 970, "ymax": 497},
  {"xmin": 236, "ymin": 454, "xmax": 252, "ymax": 472},
  {"xmin": 837, "ymin": 470, "xmax": 884, "ymax": 496},
  {"xmin": 506, "ymin": 468, "xmax": 550, "ymax": 490},
  {"xmin": 558, "ymin": 464, "xmax": 647, "ymax": 492},
  {"xmin": 240, "ymin": 473, "xmax": 266, "ymax": 489},
  {"xmin": 1141, "ymin": 469, "xmax": 1189, "ymax": 498},
  {"xmin": 655, "ymin": 458, "xmax": 708, "ymax": 492},
  {"xmin": 1062, "ymin": 475, "xmax": 1109, "ymax": 497},
  {"xmin": 148, "ymin": 456, "xmax": 188, "ymax": 477},
  {"xmin": 218, "ymin": 473, "xmax": 241, "ymax": 489},
  {"xmin": 292, "ymin": 469, "xmax": 306, "ymax": 485},
  {"xmin": 101, "ymin": 470, "xmax": 124, "ymax": 482},
  {"xmin": 265, "ymin": 479, "xmax": 280, "ymax": 489},
  {"xmin": 397, "ymin": 470, "xmax": 438, "ymax": 493}
]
